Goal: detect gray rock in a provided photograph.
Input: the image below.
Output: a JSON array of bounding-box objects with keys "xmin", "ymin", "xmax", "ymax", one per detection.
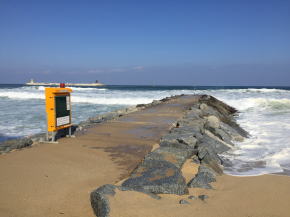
[
  {"xmin": 177, "ymin": 136, "xmax": 197, "ymax": 148},
  {"xmin": 197, "ymin": 143, "xmax": 222, "ymax": 164},
  {"xmin": 171, "ymin": 125, "xmax": 204, "ymax": 140},
  {"xmin": 200, "ymin": 134, "xmax": 231, "ymax": 154},
  {"xmin": 220, "ymin": 122, "xmax": 245, "ymax": 142},
  {"xmin": 205, "ymin": 115, "xmax": 220, "ymax": 129},
  {"xmin": 187, "ymin": 165, "xmax": 216, "ymax": 189},
  {"xmin": 0, "ymin": 137, "xmax": 33, "ymax": 154},
  {"xmin": 122, "ymin": 159, "xmax": 189, "ymax": 195},
  {"xmin": 179, "ymin": 199, "xmax": 190, "ymax": 204},
  {"xmin": 145, "ymin": 147, "xmax": 195, "ymax": 168},
  {"xmin": 199, "ymin": 95, "xmax": 249, "ymax": 138},
  {"xmin": 90, "ymin": 184, "xmax": 117, "ymax": 217},
  {"xmin": 200, "ymin": 95, "xmax": 237, "ymax": 116},
  {"xmin": 160, "ymin": 133, "xmax": 179, "ymax": 145},
  {"xmin": 219, "ymin": 156, "xmax": 234, "ymax": 167},
  {"xmin": 183, "ymin": 108, "xmax": 202, "ymax": 120},
  {"xmin": 192, "ymin": 155, "xmax": 200, "ymax": 164},
  {"xmin": 209, "ymin": 128, "xmax": 233, "ymax": 145},
  {"xmin": 202, "ymin": 160, "xmax": 223, "ymax": 175},
  {"xmin": 199, "ymin": 103, "xmax": 208, "ymax": 111},
  {"xmin": 188, "ymin": 195, "xmax": 196, "ymax": 200},
  {"xmin": 175, "ymin": 120, "xmax": 205, "ymax": 135},
  {"xmin": 160, "ymin": 131, "xmax": 199, "ymax": 150},
  {"xmin": 198, "ymin": 195, "xmax": 209, "ymax": 201}
]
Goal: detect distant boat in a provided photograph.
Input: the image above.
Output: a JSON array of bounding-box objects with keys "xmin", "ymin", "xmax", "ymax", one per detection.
[{"xmin": 26, "ymin": 79, "xmax": 105, "ymax": 87}]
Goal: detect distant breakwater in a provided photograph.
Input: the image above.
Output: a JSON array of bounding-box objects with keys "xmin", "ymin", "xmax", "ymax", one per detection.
[{"xmin": 90, "ymin": 95, "xmax": 248, "ymax": 217}]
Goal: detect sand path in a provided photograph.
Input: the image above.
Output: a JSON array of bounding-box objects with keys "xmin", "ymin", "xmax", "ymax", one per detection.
[{"xmin": 0, "ymin": 96, "xmax": 198, "ymax": 217}]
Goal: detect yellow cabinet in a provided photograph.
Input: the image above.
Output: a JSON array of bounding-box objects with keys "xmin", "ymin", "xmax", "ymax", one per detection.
[{"xmin": 45, "ymin": 87, "xmax": 73, "ymax": 133}]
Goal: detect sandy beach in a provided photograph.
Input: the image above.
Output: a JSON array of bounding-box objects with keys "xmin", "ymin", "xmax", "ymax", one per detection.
[
  {"xmin": 1, "ymin": 95, "xmax": 290, "ymax": 217},
  {"xmin": 110, "ymin": 161, "xmax": 290, "ymax": 217}
]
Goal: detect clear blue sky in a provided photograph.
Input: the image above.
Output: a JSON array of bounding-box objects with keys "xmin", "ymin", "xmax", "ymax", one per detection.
[{"xmin": 0, "ymin": 0, "xmax": 289, "ymax": 85}]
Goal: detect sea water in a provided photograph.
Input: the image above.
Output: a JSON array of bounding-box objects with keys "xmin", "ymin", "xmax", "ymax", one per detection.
[{"xmin": 0, "ymin": 84, "xmax": 290, "ymax": 176}]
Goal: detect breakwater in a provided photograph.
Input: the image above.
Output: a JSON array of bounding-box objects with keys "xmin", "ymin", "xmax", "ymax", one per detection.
[{"xmin": 90, "ymin": 95, "xmax": 248, "ymax": 217}]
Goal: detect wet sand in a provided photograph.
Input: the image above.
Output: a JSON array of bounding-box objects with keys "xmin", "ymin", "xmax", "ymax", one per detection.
[
  {"xmin": 0, "ymin": 96, "xmax": 198, "ymax": 217},
  {"xmin": 1, "ymin": 95, "xmax": 290, "ymax": 217}
]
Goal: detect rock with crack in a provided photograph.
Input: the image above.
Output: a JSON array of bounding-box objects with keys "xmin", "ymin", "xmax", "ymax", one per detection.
[
  {"xmin": 200, "ymin": 133, "xmax": 231, "ymax": 154},
  {"xmin": 160, "ymin": 131, "xmax": 198, "ymax": 150},
  {"xmin": 122, "ymin": 159, "xmax": 189, "ymax": 195},
  {"xmin": 187, "ymin": 165, "xmax": 217, "ymax": 189},
  {"xmin": 144, "ymin": 147, "xmax": 195, "ymax": 168}
]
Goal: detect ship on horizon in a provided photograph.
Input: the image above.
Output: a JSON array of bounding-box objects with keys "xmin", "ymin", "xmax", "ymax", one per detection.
[{"xmin": 26, "ymin": 79, "xmax": 105, "ymax": 87}]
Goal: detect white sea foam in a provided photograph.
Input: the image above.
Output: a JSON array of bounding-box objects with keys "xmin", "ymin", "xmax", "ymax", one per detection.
[
  {"xmin": 72, "ymin": 96, "xmax": 153, "ymax": 105},
  {"xmin": 0, "ymin": 91, "xmax": 44, "ymax": 100}
]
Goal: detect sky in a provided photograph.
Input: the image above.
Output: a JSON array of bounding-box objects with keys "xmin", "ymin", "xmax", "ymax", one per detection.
[{"xmin": 0, "ymin": 0, "xmax": 289, "ymax": 85}]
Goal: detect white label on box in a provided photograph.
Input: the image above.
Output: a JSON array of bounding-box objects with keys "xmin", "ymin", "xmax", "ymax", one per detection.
[
  {"xmin": 66, "ymin": 96, "xmax": 70, "ymax": 110},
  {"xmin": 56, "ymin": 116, "xmax": 70, "ymax": 127}
]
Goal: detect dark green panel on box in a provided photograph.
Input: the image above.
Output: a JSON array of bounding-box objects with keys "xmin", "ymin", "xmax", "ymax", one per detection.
[{"xmin": 55, "ymin": 96, "xmax": 70, "ymax": 118}]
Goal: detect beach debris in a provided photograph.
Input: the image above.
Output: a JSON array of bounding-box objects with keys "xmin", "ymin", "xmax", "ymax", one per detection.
[
  {"xmin": 188, "ymin": 195, "xmax": 196, "ymax": 200},
  {"xmin": 179, "ymin": 199, "xmax": 190, "ymax": 204},
  {"xmin": 198, "ymin": 194, "xmax": 209, "ymax": 201}
]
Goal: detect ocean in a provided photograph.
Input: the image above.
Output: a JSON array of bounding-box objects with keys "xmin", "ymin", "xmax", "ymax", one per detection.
[{"xmin": 0, "ymin": 84, "xmax": 290, "ymax": 176}]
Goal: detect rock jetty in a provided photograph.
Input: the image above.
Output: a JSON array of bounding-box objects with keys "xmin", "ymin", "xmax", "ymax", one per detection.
[{"xmin": 90, "ymin": 95, "xmax": 249, "ymax": 217}]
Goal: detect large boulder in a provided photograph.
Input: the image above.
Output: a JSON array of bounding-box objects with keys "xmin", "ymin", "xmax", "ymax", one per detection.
[
  {"xmin": 90, "ymin": 184, "xmax": 117, "ymax": 217},
  {"xmin": 145, "ymin": 147, "xmax": 195, "ymax": 168},
  {"xmin": 205, "ymin": 115, "xmax": 220, "ymax": 129},
  {"xmin": 200, "ymin": 133, "xmax": 231, "ymax": 154},
  {"xmin": 187, "ymin": 165, "xmax": 217, "ymax": 189},
  {"xmin": 220, "ymin": 122, "xmax": 246, "ymax": 141},
  {"xmin": 170, "ymin": 125, "xmax": 204, "ymax": 140},
  {"xmin": 199, "ymin": 95, "xmax": 249, "ymax": 138},
  {"xmin": 122, "ymin": 159, "xmax": 189, "ymax": 195},
  {"xmin": 183, "ymin": 108, "xmax": 203, "ymax": 120},
  {"xmin": 160, "ymin": 130, "xmax": 199, "ymax": 149}
]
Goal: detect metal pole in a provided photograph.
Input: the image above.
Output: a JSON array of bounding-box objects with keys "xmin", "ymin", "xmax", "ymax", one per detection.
[{"xmin": 52, "ymin": 131, "xmax": 56, "ymax": 142}]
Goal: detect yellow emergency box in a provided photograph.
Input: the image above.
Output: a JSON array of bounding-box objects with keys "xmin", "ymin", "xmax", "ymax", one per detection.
[{"xmin": 45, "ymin": 87, "xmax": 72, "ymax": 141}]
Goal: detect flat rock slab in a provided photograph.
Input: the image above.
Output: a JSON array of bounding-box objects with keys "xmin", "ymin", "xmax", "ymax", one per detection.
[
  {"xmin": 122, "ymin": 159, "xmax": 189, "ymax": 195},
  {"xmin": 0, "ymin": 95, "xmax": 200, "ymax": 217}
]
